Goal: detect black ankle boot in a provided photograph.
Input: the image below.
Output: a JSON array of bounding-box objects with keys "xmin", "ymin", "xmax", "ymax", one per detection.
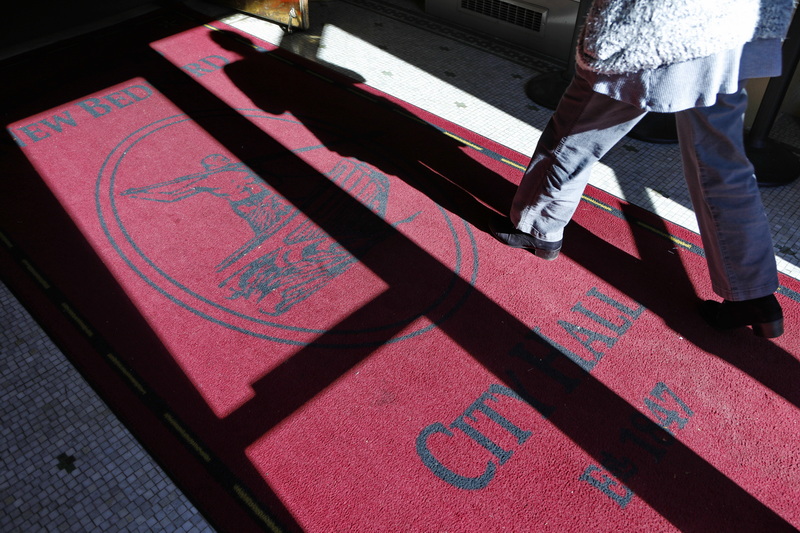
[{"xmin": 699, "ymin": 294, "xmax": 784, "ymax": 338}]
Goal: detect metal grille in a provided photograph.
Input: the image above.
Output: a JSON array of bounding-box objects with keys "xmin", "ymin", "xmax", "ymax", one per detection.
[{"xmin": 461, "ymin": 0, "xmax": 544, "ymax": 31}]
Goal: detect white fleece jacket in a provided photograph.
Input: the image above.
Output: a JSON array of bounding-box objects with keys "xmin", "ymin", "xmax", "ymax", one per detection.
[{"xmin": 577, "ymin": 0, "xmax": 796, "ymax": 75}]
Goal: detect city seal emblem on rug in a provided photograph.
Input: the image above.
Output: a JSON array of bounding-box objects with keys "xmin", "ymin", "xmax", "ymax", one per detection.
[{"xmin": 96, "ymin": 108, "xmax": 478, "ymax": 347}]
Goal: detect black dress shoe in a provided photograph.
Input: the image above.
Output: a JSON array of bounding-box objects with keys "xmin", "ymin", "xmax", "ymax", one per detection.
[
  {"xmin": 699, "ymin": 294, "xmax": 784, "ymax": 338},
  {"xmin": 488, "ymin": 214, "xmax": 562, "ymax": 261}
]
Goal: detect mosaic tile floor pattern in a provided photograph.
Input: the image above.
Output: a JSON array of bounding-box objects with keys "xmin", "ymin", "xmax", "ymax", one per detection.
[
  {"xmin": 0, "ymin": 283, "xmax": 215, "ymax": 532},
  {"xmin": 4, "ymin": 0, "xmax": 800, "ymax": 530}
]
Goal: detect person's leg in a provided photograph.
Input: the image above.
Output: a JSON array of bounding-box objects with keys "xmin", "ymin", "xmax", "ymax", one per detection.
[
  {"xmin": 509, "ymin": 73, "xmax": 647, "ymax": 243},
  {"xmin": 676, "ymin": 84, "xmax": 782, "ymax": 337},
  {"xmin": 676, "ymin": 85, "xmax": 778, "ymax": 300}
]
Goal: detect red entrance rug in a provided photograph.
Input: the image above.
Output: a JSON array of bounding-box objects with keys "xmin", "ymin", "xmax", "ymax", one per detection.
[{"xmin": 3, "ymin": 10, "xmax": 800, "ymax": 532}]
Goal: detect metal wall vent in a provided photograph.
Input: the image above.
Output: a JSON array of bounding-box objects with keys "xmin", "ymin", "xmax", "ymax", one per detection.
[{"xmin": 460, "ymin": 0, "xmax": 544, "ymax": 32}]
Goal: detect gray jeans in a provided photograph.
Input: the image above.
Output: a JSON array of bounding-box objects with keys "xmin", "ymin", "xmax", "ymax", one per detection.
[{"xmin": 511, "ymin": 73, "xmax": 778, "ymax": 301}]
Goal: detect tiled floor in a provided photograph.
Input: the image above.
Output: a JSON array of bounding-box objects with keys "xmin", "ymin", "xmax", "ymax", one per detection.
[
  {"xmin": 3, "ymin": 0, "xmax": 800, "ymax": 531},
  {"xmin": 0, "ymin": 283, "xmax": 215, "ymax": 532}
]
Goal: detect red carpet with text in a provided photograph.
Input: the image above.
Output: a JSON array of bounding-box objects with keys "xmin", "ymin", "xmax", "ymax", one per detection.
[{"xmin": 2, "ymin": 11, "xmax": 799, "ymax": 532}]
